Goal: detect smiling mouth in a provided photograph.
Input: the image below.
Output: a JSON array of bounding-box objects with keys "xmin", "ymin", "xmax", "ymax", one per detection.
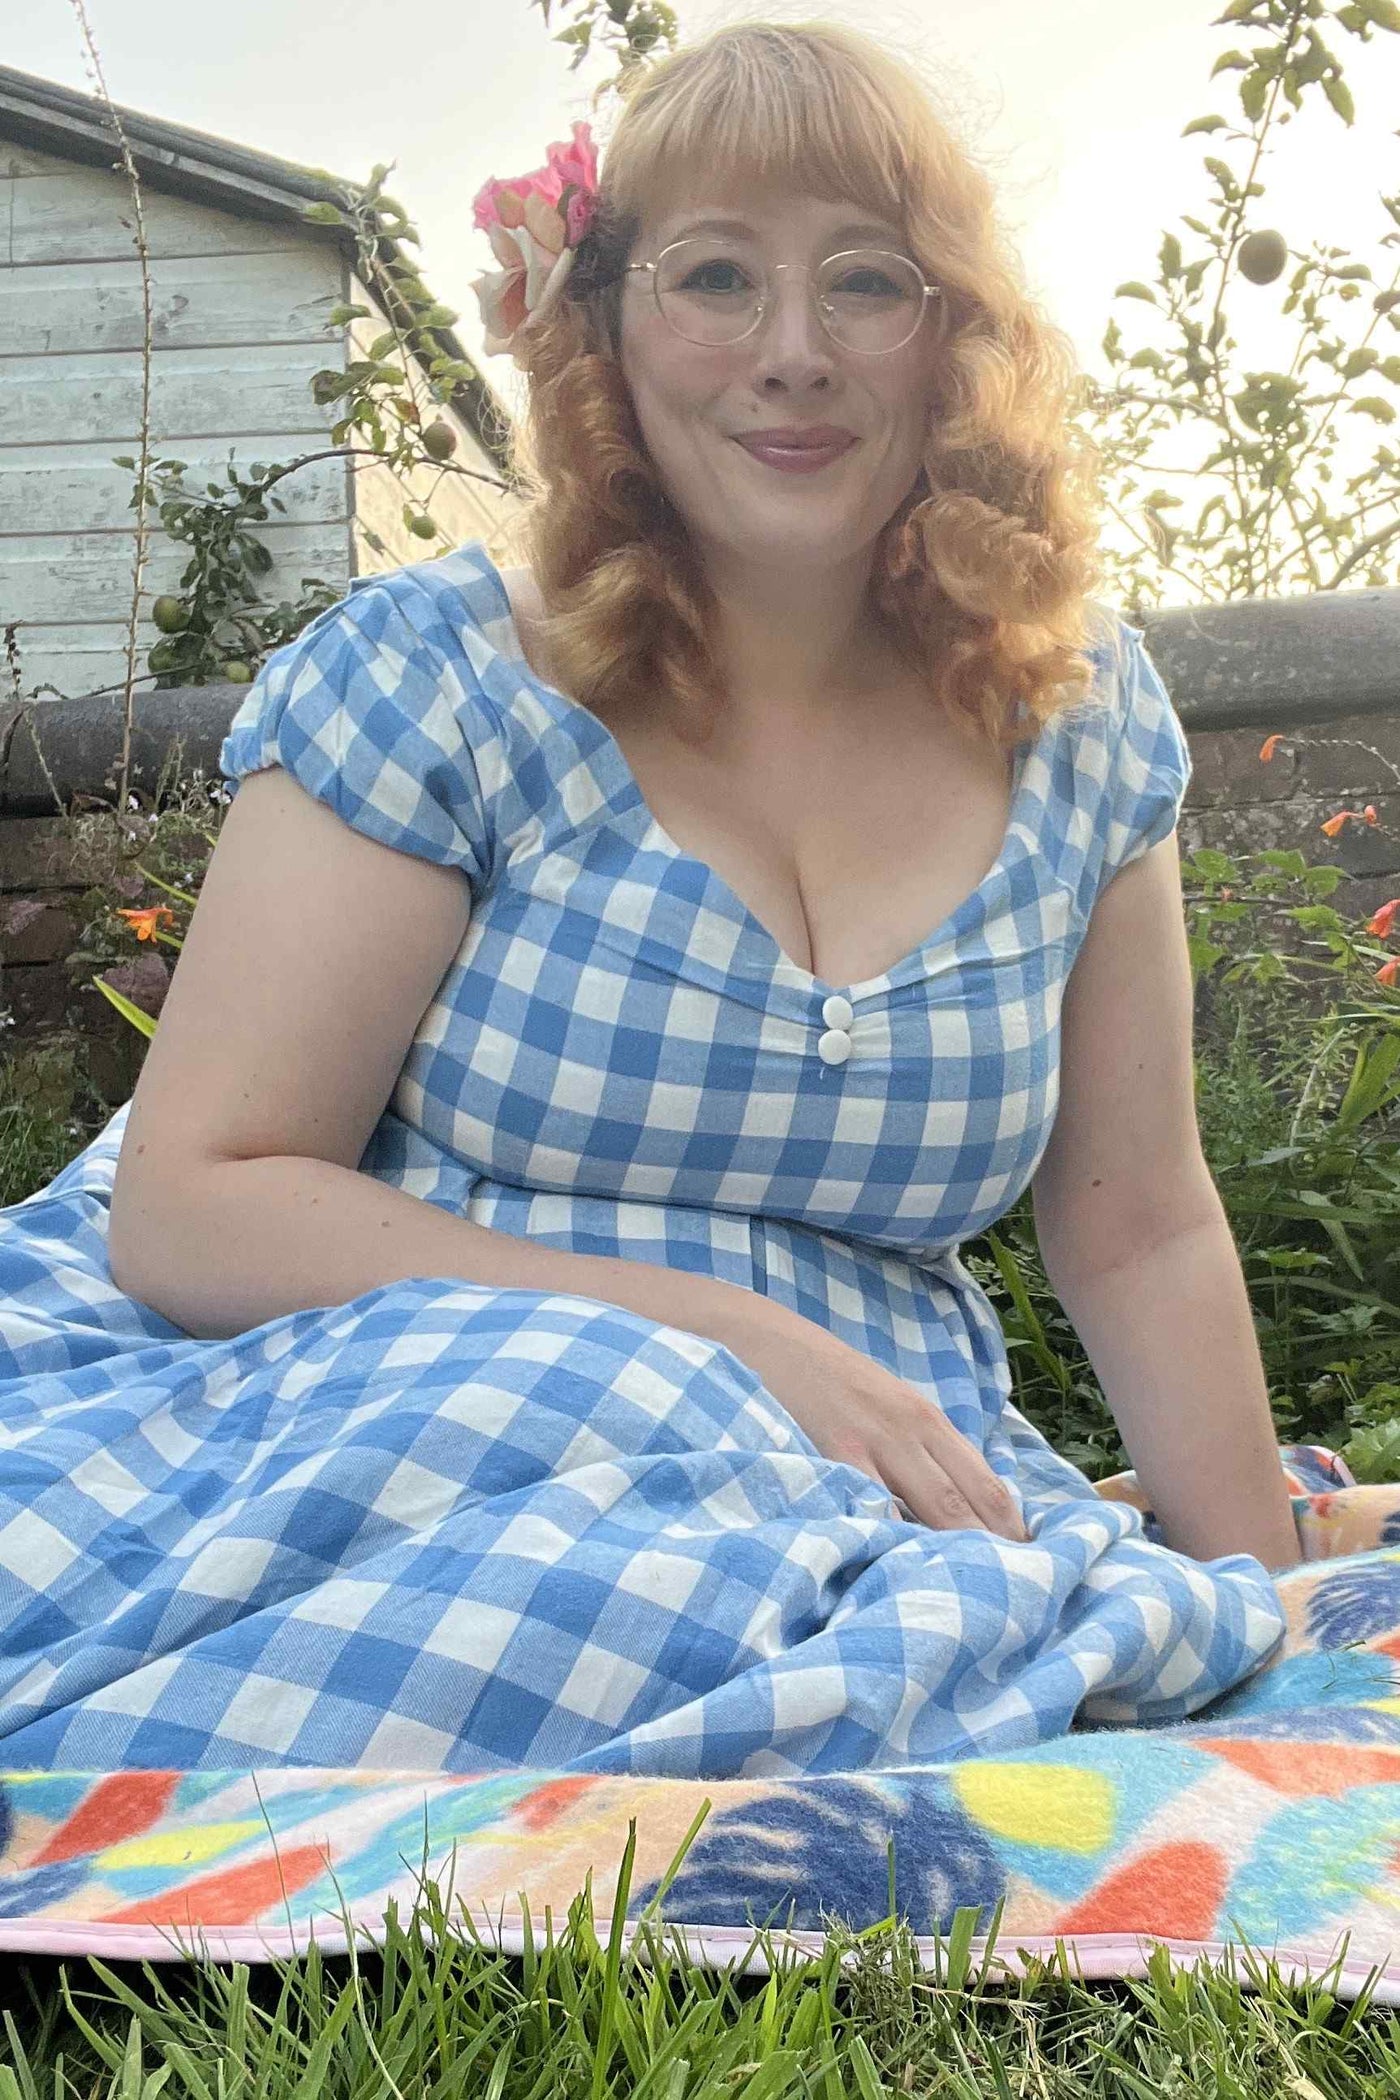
[
  {"xmin": 734, "ymin": 434, "xmax": 856, "ymax": 450},
  {"xmin": 732, "ymin": 434, "xmax": 858, "ymax": 465}
]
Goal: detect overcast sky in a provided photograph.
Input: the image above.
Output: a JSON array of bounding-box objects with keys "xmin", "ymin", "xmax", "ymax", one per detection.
[{"xmin": 11, "ymin": 0, "xmax": 1399, "ymax": 441}]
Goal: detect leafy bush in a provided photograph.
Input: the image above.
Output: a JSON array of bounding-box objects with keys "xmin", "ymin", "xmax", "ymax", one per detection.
[{"xmin": 969, "ymin": 842, "xmax": 1400, "ymax": 1481}]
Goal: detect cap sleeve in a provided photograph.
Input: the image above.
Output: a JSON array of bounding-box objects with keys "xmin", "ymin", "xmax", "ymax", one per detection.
[
  {"xmin": 218, "ymin": 573, "xmax": 499, "ymax": 890},
  {"xmin": 1098, "ymin": 623, "xmax": 1193, "ymax": 885}
]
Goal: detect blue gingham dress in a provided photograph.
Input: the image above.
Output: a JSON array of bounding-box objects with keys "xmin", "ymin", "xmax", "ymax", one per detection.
[{"xmin": 0, "ymin": 539, "xmax": 1286, "ymax": 1777}]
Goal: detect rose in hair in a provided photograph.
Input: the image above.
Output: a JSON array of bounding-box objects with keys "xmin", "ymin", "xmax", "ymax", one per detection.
[{"xmin": 470, "ymin": 121, "xmax": 599, "ymax": 365}]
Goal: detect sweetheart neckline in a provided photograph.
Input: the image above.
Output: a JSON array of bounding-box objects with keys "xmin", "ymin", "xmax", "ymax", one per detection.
[{"xmin": 470, "ymin": 540, "xmax": 1040, "ymax": 1000}]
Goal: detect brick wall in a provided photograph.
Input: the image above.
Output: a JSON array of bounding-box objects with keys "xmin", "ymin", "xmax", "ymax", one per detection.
[{"xmin": 0, "ymin": 809, "xmax": 153, "ymax": 1103}]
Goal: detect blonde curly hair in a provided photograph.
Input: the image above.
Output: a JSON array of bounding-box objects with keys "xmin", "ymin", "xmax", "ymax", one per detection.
[{"xmin": 501, "ymin": 16, "xmax": 1111, "ymax": 753}]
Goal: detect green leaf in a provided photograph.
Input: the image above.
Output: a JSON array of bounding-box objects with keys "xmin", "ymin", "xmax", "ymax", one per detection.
[
  {"xmin": 1359, "ymin": 0, "xmax": 1400, "ymax": 29},
  {"xmin": 1341, "ymin": 1418, "xmax": 1400, "ymax": 1485},
  {"xmin": 1240, "ymin": 69, "xmax": 1268, "ymax": 121},
  {"xmin": 93, "ymin": 975, "xmax": 157, "ymax": 1041},
  {"xmin": 1182, "ymin": 113, "xmax": 1228, "ymax": 135},
  {"xmin": 1209, "ymin": 47, "xmax": 1252, "ymax": 75},
  {"xmin": 1115, "ymin": 281, "xmax": 1158, "ymax": 303},
  {"xmin": 367, "ymin": 329, "xmax": 400, "ymax": 361},
  {"xmin": 846, "ymin": 2036, "xmax": 888, "ymax": 2100},
  {"xmin": 1334, "ymin": 1028, "xmax": 1400, "ymax": 1134},
  {"xmin": 1350, "ymin": 396, "xmax": 1397, "ymax": 422},
  {"xmin": 302, "ymin": 200, "xmax": 349, "ymax": 226},
  {"xmin": 1186, "ymin": 846, "xmax": 1237, "ymax": 881},
  {"xmin": 1323, "ymin": 72, "xmax": 1356, "ymax": 122}
]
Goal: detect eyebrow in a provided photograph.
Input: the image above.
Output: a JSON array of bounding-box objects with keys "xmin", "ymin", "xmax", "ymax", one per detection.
[{"xmin": 662, "ymin": 214, "xmax": 904, "ymax": 247}]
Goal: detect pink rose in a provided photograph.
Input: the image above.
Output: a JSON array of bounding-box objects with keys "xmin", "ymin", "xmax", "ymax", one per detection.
[
  {"xmin": 470, "ymin": 123, "xmax": 599, "ymax": 365},
  {"xmin": 564, "ymin": 185, "xmax": 597, "ymax": 246},
  {"xmin": 544, "ymin": 120, "xmax": 598, "ymax": 205}
]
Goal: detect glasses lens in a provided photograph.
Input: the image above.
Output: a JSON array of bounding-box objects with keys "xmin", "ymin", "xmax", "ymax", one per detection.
[
  {"xmin": 653, "ymin": 239, "xmax": 928, "ymax": 352},
  {"xmin": 655, "ymin": 238, "xmax": 761, "ymax": 345},
  {"xmin": 819, "ymin": 249, "xmax": 927, "ymax": 352}
]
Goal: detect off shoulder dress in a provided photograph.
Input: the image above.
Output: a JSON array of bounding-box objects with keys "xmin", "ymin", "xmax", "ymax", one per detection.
[{"xmin": 0, "ymin": 539, "xmax": 1287, "ymax": 1778}]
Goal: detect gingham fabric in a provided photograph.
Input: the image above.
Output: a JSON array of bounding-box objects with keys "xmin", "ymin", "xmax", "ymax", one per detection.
[{"xmin": 0, "ymin": 539, "xmax": 1288, "ymax": 1777}]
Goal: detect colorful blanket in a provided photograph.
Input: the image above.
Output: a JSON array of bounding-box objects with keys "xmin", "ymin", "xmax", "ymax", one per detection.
[{"xmin": 5, "ymin": 1448, "xmax": 1400, "ymax": 1998}]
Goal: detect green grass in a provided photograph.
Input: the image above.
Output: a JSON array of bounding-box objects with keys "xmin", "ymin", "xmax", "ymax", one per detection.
[{"xmin": 4, "ymin": 1875, "xmax": 1400, "ymax": 2098}]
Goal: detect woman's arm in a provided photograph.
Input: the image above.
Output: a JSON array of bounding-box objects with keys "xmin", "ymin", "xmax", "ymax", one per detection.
[
  {"xmin": 1050, "ymin": 1213, "xmax": 1302, "ymax": 1569},
  {"xmin": 1032, "ymin": 832, "xmax": 1300, "ymax": 1570},
  {"xmin": 119, "ymin": 1134, "xmax": 799, "ymax": 1358},
  {"xmin": 110, "ymin": 766, "xmax": 781, "ymax": 1354}
]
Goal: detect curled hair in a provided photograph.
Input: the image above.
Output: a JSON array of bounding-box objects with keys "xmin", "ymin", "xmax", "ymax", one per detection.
[{"xmin": 501, "ymin": 17, "xmax": 1110, "ymax": 752}]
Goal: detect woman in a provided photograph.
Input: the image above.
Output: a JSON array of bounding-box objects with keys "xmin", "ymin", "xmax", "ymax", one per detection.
[{"xmin": 0, "ymin": 21, "xmax": 1305, "ymax": 1780}]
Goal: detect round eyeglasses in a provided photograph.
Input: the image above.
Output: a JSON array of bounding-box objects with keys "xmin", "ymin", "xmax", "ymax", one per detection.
[{"xmin": 624, "ymin": 238, "xmax": 943, "ymax": 356}]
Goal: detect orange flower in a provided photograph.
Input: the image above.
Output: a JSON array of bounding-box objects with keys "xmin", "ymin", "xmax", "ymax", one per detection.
[
  {"xmin": 1364, "ymin": 805, "xmax": 1379, "ymax": 825},
  {"xmin": 1259, "ymin": 733, "xmax": 1284, "ymax": 763},
  {"xmin": 1368, "ymin": 899, "xmax": 1400, "ymax": 939},
  {"xmin": 116, "ymin": 906, "xmax": 175, "ymax": 942},
  {"xmin": 1377, "ymin": 956, "xmax": 1400, "ymax": 987},
  {"xmin": 1320, "ymin": 811, "xmax": 1354, "ymax": 838}
]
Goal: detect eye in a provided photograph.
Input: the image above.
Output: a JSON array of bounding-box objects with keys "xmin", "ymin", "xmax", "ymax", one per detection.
[
  {"xmin": 679, "ymin": 259, "xmax": 754, "ymax": 297},
  {"xmin": 835, "ymin": 267, "xmax": 904, "ymax": 298}
]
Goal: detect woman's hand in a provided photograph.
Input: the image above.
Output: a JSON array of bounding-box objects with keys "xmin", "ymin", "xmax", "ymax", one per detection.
[{"xmin": 730, "ymin": 1308, "xmax": 1028, "ymax": 1542}]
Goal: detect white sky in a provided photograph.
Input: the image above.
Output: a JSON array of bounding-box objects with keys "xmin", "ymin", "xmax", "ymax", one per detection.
[{"xmin": 11, "ymin": 0, "xmax": 1399, "ymax": 448}]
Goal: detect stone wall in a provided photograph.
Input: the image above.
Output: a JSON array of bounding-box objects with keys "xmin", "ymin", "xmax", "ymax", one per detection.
[{"xmin": 2, "ymin": 584, "xmax": 1398, "ymax": 1106}]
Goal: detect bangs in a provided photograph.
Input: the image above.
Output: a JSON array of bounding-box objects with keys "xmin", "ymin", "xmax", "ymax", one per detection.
[{"xmin": 604, "ymin": 25, "xmax": 918, "ymax": 244}]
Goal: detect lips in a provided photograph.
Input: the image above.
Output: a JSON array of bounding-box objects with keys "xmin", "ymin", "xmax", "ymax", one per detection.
[
  {"xmin": 732, "ymin": 431, "xmax": 858, "ymax": 474},
  {"xmin": 734, "ymin": 428, "xmax": 856, "ymax": 455}
]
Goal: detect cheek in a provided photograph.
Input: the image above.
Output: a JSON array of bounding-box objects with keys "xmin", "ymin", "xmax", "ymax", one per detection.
[{"xmin": 621, "ymin": 329, "xmax": 724, "ymax": 442}]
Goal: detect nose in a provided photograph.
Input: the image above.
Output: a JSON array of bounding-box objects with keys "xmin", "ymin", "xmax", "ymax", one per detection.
[{"xmin": 751, "ymin": 262, "xmax": 839, "ymax": 375}]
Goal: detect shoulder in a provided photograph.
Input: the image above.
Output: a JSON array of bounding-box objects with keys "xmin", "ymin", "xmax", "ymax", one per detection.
[
  {"xmin": 491, "ymin": 559, "xmax": 566, "ymax": 692},
  {"xmin": 330, "ymin": 542, "xmax": 506, "ymax": 658},
  {"xmin": 1039, "ymin": 602, "xmax": 1156, "ymax": 758},
  {"xmin": 494, "ymin": 560, "xmax": 542, "ymax": 624}
]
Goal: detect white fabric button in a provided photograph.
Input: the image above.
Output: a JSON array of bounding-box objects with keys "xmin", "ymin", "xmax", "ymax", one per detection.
[
  {"xmin": 817, "ymin": 1028, "xmax": 852, "ymax": 1066},
  {"xmin": 821, "ymin": 994, "xmax": 855, "ymax": 1030}
]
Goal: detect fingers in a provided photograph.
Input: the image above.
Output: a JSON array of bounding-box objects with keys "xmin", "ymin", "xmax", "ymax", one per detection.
[
  {"xmin": 892, "ymin": 1449, "xmax": 982, "ymax": 1533},
  {"xmin": 900, "ymin": 1435, "xmax": 1027, "ymax": 1542},
  {"xmin": 923, "ymin": 1415, "xmax": 1027, "ymax": 1541}
]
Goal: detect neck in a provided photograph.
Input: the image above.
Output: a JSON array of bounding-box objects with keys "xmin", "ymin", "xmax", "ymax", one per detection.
[{"xmin": 692, "ymin": 539, "xmax": 898, "ymax": 732}]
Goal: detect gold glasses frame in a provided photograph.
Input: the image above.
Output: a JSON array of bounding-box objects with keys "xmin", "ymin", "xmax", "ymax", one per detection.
[{"xmin": 622, "ymin": 240, "xmax": 945, "ymax": 356}]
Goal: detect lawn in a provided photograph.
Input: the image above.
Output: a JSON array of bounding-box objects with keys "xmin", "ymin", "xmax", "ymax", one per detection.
[{"xmin": 4, "ymin": 1881, "xmax": 1400, "ymax": 2098}]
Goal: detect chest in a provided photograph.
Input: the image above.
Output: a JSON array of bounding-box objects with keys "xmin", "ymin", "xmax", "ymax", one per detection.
[
  {"xmin": 500, "ymin": 565, "xmax": 1018, "ymax": 988},
  {"xmin": 600, "ymin": 689, "xmax": 1018, "ymax": 988}
]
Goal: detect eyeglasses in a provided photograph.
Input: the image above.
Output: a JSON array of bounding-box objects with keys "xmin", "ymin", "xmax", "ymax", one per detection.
[{"xmin": 624, "ymin": 237, "xmax": 943, "ymax": 356}]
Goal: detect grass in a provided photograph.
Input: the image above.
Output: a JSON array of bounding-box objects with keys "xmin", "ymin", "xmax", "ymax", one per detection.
[
  {"xmin": 4, "ymin": 1882, "xmax": 1400, "ymax": 2098},
  {"xmin": 2, "ymin": 1810, "xmax": 1400, "ymax": 2100}
]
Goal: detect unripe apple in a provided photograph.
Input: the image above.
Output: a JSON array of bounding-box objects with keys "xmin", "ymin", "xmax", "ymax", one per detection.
[
  {"xmin": 1238, "ymin": 230, "xmax": 1287, "ymax": 285},
  {"xmin": 421, "ymin": 419, "xmax": 458, "ymax": 461}
]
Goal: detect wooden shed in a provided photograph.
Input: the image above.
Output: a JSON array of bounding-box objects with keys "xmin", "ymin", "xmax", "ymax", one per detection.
[{"xmin": 0, "ymin": 65, "xmax": 524, "ymax": 705}]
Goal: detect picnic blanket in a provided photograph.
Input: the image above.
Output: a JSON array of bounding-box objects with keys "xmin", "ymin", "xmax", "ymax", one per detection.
[{"xmin": 6, "ymin": 1445, "xmax": 1400, "ymax": 1999}]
